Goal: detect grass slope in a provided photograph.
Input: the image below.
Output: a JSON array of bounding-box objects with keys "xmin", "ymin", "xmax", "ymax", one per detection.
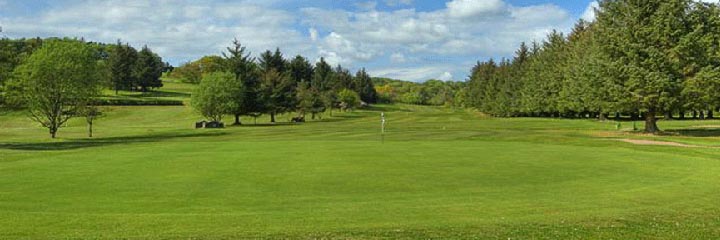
[{"xmin": 1, "ymin": 82, "xmax": 719, "ymax": 239}]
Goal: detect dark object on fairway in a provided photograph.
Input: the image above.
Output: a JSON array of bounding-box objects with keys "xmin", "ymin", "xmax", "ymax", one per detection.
[
  {"xmin": 205, "ymin": 121, "xmax": 225, "ymax": 128},
  {"xmin": 196, "ymin": 121, "xmax": 225, "ymax": 129},
  {"xmin": 291, "ymin": 117, "xmax": 305, "ymax": 123}
]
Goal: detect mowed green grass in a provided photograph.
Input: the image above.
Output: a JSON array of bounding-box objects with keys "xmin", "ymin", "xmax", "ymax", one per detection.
[{"xmin": 1, "ymin": 82, "xmax": 720, "ymax": 238}]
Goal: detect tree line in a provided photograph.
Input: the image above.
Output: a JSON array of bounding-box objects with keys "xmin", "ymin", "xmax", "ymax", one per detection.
[
  {"xmin": 0, "ymin": 37, "xmax": 167, "ymax": 138},
  {"xmin": 373, "ymin": 78, "xmax": 466, "ymax": 107},
  {"xmin": 466, "ymin": 0, "xmax": 720, "ymax": 133},
  {"xmin": 180, "ymin": 40, "xmax": 378, "ymax": 125}
]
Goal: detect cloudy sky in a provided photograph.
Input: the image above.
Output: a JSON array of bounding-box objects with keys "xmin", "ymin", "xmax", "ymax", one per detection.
[{"xmin": 0, "ymin": 0, "xmax": 601, "ymax": 82}]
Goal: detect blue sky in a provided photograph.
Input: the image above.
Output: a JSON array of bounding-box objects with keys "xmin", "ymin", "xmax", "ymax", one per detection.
[{"xmin": 0, "ymin": 0, "xmax": 599, "ymax": 81}]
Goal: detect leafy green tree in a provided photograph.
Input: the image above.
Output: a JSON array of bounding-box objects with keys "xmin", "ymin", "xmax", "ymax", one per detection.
[
  {"xmin": 133, "ymin": 46, "xmax": 164, "ymax": 92},
  {"xmin": 172, "ymin": 61, "xmax": 203, "ymax": 84},
  {"xmin": 13, "ymin": 40, "xmax": 102, "ymax": 138},
  {"xmin": 337, "ymin": 89, "xmax": 361, "ymax": 111},
  {"xmin": 191, "ymin": 72, "xmax": 241, "ymax": 122},
  {"xmin": 197, "ymin": 55, "xmax": 227, "ymax": 74},
  {"xmin": 78, "ymin": 105, "xmax": 102, "ymax": 138}
]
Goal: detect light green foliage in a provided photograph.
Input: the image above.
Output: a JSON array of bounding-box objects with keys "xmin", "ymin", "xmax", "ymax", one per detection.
[
  {"xmin": 172, "ymin": 61, "xmax": 203, "ymax": 84},
  {"xmin": 337, "ymin": 88, "xmax": 360, "ymax": 111},
  {"xmin": 191, "ymin": 72, "xmax": 241, "ymax": 122},
  {"xmin": 13, "ymin": 40, "xmax": 102, "ymax": 138},
  {"xmin": 374, "ymin": 77, "xmax": 464, "ymax": 106},
  {"xmin": 171, "ymin": 55, "xmax": 228, "ymax": 84}
]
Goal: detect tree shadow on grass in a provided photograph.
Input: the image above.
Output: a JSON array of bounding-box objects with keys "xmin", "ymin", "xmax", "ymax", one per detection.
[
  {"xmin": 113, "ymin": 90, "xmax": 191, "ymax": 99},
  {"xmin": 366, "ymin": 105, "xmax": 412, "ymax": 113},
  {"xmin": 0, "ymin": 131, "xmax": 228, "ymax": 151},
  {"xmin": 664, "ymin": 128, "xmax": 720, "ymax": 137},
  {"xmin": 228, "ymin": 114, "xmax": 368, "ymax": 127}
]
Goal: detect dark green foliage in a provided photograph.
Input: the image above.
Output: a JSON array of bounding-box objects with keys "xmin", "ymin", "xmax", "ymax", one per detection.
[
  {"xmin": 288, "ymin": 55, "xmax": 314, "ymax": 83},
  {"xmin": 332, "ymin": 65, "xmax": 354, "ymax": 91},
  {"xmin": 133, "ymin": 46, "xmax": 164, "ymax": 92},
  {"xmin": 259, "ymin": 48, "xmax": 295, "ymax": 123},
  {"xmin": 354, "ymin": 68, "xmax": 377, "ymax": 103},
  {"xmin": 223, "ymin": 40, "xmax": 260, "ymax": 125},
  {"xmin": 108, "ymin": 41, "xmax": 138, "ymax": 93},
  {"xmin": 312, "ymin": 58, "xmax": 334, "ymax": 92},
  {"xmin": 465, "ymin": 0, "xmax": 720, "ymax": 133}
]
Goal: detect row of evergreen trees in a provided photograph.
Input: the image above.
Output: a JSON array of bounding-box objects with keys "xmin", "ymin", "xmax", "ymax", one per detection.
[
  {"xmin": 467, "ymin": 0, "xmax": 720, "ymax": 133},
  {"xmin": 108, "ymin": 41, "xmax": 167, "ymax": 94},
  {"xmin": 188, "ymin": 40, "xmax": 378, "ymax": 124}
]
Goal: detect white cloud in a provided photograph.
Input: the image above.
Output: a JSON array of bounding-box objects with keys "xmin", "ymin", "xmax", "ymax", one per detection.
[
  {"xmin": 385, "ymin": 0, "xmax": 412, "ymax": 7},
  {"xmin": 0, "ymin": 0, "xmax": 310, "ymax": 64},
  {"xmin": 390, "ymin": 53, "xmax": 406, "ymax": 63},
  {"xmin": 355, "ymin": 1, "xmax": 378, "ymax": 11},
  {"xmin": 0, "ymin": 0, "xmax": 580, "ymax": 82},
  {"xmin": 581, "ymin": 1, "xmax": 599, "ymax": 22},
  {"xmin": 370, "ymin": 65, "xmax": 459, "ymax": 82},
  {"xmin": 301, "ymin": 0, "xmax": 573, "ymax": 60},
  {"xmin": 437, "ymin": 72, "xmax": 454, "ymax": 81},
  {"xmin": 446, "ymin": 0, "xmax": 508, "ymax": 19},
  {"xmin": 309, "ymin": 27, "xmax": 319, "ymax": 42}
]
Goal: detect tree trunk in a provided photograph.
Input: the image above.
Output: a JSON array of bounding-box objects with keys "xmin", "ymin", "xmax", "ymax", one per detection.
[
  {"xmin": 693, "ymin": 111, "xmax": 698, "ymax": 119},
  {"xmin": 615, "ymin": 112, "xmax": 621, "ymax": 121},
  {"xmin": 312, "ymin": 112, "xmax": 316, "ymax": 120},
  {"xmin": 270, "ymin": 113, "xmax": 276, "ymax": 123},
  {"xmin": 644, "ymin": 111, "xmax": 660, "ymax": 134},
  {"xmin": 700, "ymin": 111, "xmax": 705, "ymax": 120},
  {"xmin": 50, "ymin": 128, "xmax": 57, "ymax": 139},
  {"xmin": 708, "ymin": 110, "xmax": 714, "ymax": 119},
  {"xmin": 88, "ymin": 122, "xmax": 93, "ymax": 138},
  {"xmin": 599, "ymin": 113, "xmax": 608, "ymax": 121},
  {"xmin": 664, "ymin": 111, "xmax": 673, "ymax": 121},
  {"xmin": 679, "ymin": 111, "xmax": 686, "ymax": 120},
  {"xmin": 233, "ymin": 114, "xmax": 242, "ymax": 125}
]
